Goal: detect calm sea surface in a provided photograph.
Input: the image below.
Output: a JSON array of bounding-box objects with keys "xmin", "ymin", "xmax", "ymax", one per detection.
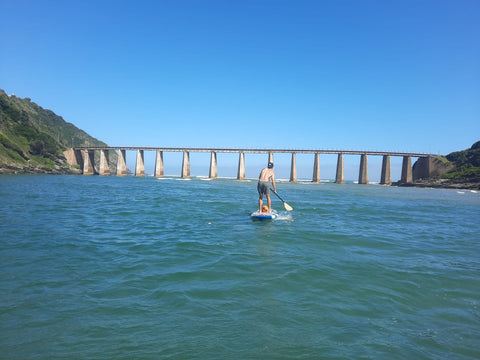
[{"xmin": 1, "ymin": 175, "xmax": 479, "ymax": 360}]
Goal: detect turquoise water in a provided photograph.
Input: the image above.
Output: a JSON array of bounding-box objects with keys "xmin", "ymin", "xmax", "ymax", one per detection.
[{"xmin": 1, "ymin": 175, "xmax": 479, "ymax": 359}]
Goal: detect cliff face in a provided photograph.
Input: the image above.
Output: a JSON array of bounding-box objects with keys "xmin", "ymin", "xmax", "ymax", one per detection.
[{"xmin": 0, "ymin": 89, "xmax": 115, "ymax": 174}]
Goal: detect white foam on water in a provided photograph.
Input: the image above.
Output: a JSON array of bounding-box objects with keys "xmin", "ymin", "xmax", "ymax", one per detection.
[{"xmin": 275, "ymin": 211, "xmax": 294, "ymax": 221}]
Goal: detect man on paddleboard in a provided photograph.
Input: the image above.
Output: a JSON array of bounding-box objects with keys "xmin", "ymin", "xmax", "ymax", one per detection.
[{"xmin": 258, "ymin": 162, "xmax": 276, "ymax": 214}]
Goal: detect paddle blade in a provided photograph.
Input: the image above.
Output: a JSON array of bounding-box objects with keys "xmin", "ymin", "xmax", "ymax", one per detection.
[{"xmin": 283, "ymin": 202, "xmax": 293, "ymax": 211}]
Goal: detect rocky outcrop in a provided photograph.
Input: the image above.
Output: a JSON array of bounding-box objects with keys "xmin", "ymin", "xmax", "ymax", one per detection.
[
  {"xmin": 413, "ymin": 156, "xmax": 455, "ymax": 180},
  {"xmin": 0, "ymin": 155, "xmax": 81, "ymax": 175}
]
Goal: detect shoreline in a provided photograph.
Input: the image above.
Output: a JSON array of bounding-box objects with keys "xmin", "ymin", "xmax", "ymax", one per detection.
[{"xmin": 393, "ymin": 178, "xmax": 480, "ymax": 190}]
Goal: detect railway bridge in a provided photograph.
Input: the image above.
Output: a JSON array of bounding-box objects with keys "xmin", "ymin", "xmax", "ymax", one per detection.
[{"xmin": 67, "ymin": 147, "xmax": 436, "ymax": 185}]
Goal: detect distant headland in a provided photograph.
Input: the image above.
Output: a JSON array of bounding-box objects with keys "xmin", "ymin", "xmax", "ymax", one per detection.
[{"xmin": 1, "ymin": 89, "xmax": 479, "ymax": 189}]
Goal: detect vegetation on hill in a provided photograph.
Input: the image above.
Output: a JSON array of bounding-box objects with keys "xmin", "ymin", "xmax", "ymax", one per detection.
[
  {"xmin": 442, "ymin": 141, "xmax": 480, "ymax": 179},
  {"xmin": 0, "ymin": 89, "xmax": 106, "ymax": 172}
]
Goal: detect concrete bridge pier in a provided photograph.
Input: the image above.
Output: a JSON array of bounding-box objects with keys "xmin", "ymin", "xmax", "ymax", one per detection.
[
  {"xmin": 268, "ymin": 152, "xmax": 274, "ymax": 164},
  {"xmin": 237, "ymin": 152, "xmax": 245, "ymax": 180},
  {"xmin": 359, "ymin": 154, "xmax": 369, "ymax": 184},
  {"xmin": 154, "ymin": 150, "xmax": 164, "ymax": 178},
  {"xmin": 401, "ymin": 156, "xmax": 413, "ymax": 183},
  {"xmin": 99, "ymin": 149, "xmax": 110, "ymax": 176},
  {"xmin": 72, "ymin": 149, "xmax": 83, "ymax": 168},
  {"xmin": 312, "ymin": 153, "xmax": 320, "ymax": 183},
  {"xmin": 209, "ymin": 152, "xmax": 217, "ymax": 179},
  {"xmin": 335, "ymin": 153, "xmax": 345, "ymax": 184},
  {"xmin": 290, "ymin": 152, "xmax": 297, "ymax": 182},
  {"xmin": 181, "ymin": 151, "xmax": 190, "ymax": 178},
  {"xmin": 82, "ymin": 149, "xmax": 95, "ymax": 175},
  {"xmin": 380, "ymin": 155, "xmax": 391, "ymax": 185},
  {"xmin": 135, "ymin": 150, "xmax": 145, "ymax": 177},
  {"xmin": 62, "ymin": 148, "xmax": 84, "ymax": 170},
  {"xmin": 116, "ymin": 149, "xmax": 127, "ymax": 177}
]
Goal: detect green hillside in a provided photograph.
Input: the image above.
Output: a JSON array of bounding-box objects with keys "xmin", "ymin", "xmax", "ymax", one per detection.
[
  {"xmin": 0, "ymin": 89, "xmax": 106, "ymax": 172},
  {"xmin": 442, "ymin": 141, "xmax": 480, "ymax": 179}
]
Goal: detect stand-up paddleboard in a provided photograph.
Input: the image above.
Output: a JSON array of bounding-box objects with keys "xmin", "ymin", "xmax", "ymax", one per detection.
[{"xmin": 251, "ymin": 210, "xmax": 278, "ymax": 220}]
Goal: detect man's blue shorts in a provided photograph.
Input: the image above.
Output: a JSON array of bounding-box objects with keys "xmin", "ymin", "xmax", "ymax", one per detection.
[{"xmin": 257, "ymin": 181, "xmax": 270, "ymax": 195}]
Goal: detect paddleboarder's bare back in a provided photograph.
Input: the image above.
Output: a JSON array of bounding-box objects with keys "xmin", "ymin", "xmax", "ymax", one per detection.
[{"xmin": 258, "ymin": 162, "xmax": 276, "ymax": 214}]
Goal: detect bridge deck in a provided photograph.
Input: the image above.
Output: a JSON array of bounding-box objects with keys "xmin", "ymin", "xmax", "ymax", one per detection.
[{"xmin": 73, "ymin": 147, "xmax": 434, "ymax": 158}]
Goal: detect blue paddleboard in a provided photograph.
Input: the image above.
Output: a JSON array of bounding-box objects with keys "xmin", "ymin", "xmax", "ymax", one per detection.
[{"xmin": 250, "ymin": 210, "xmax": 278, "ymax": 220}]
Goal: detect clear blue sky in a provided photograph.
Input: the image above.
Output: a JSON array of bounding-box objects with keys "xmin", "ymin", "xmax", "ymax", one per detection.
[{"xmin": 1, "ymin": 0, "xmax": 479, "ymax": 179}]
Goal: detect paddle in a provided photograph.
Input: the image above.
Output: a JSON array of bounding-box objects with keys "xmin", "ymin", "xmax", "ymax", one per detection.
[{"xmin": 270, "ymin": 188, "xmax": 293, "ymax": 211}]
